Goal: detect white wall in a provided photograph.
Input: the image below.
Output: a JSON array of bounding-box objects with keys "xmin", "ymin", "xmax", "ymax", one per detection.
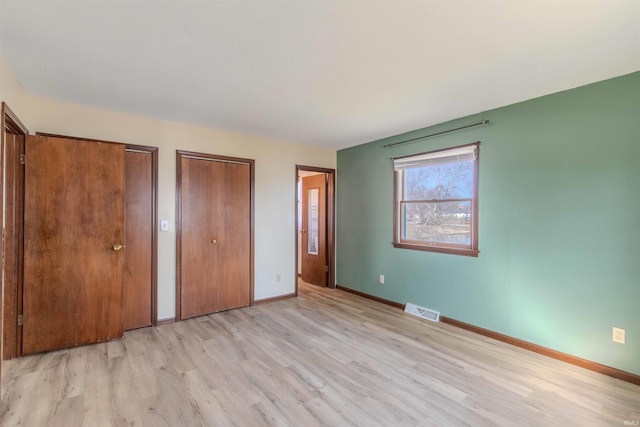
[
  {"xmin": 1, "ymin": 49, "xmax": 336, "ymax": 320},
  {"xmin": 0, "ymin": 48, "xmax": 28, "ymax": 122}
]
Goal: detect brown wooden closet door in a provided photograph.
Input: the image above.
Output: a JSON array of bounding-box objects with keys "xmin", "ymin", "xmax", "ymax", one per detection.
[
  {"xmin": 123, "ymin": 150, "xmax": 153, "ymax": 330},
  {"xmin": 180, "ymin": 157, "xmax": 251, "ymax": 319},
  {"xmin": 22, "ymin": 135, "xmax": 125, "ymax": 354},
  {"xmin": 180, "ymin": 157, "xmax": 220, "ymax": 318},
  {"xmin": 215, "ymin": 162, "xmax": 251, "ymax": 311}
]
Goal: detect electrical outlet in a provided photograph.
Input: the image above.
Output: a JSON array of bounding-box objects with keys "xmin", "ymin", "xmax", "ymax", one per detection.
[
  {"xmin": 276, "ymin": 274, "xmax": 281, "ymax": 282},
  {"xmin": 379, "ymin": 275, "xmax": 384, "ymax": 284},
  {"xmin": 613, "ymin": 327, "xmax": 625, "ymax": 344}
]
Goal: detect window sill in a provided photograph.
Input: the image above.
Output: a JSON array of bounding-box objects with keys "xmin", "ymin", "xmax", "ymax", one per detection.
[{"xmin": 392, "ymin": 242, "xmax": 479, "ymax": 257}]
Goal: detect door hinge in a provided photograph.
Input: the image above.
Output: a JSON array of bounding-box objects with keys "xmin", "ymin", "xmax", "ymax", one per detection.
[
  {"xmin": 325, "ymin": 265, "xmax": 329, "ymax": 272},
  {"xmin": 17, "ymin": 315, "xmax": 24, "ymax": 326},
  {"xmin": 19, "ymin": 154, "xmax": 25, "ymax": 165}
]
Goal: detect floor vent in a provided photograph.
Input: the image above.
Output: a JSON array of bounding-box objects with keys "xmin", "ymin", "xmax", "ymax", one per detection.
[{"xmin": 404, "ymin": 303, "xmax": 440, "ymax": 322}]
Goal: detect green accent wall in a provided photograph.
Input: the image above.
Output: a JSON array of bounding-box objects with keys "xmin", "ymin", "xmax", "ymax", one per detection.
[{"xmin": 336, "ymin": 71, "xmax": 640, "ymax": 375}]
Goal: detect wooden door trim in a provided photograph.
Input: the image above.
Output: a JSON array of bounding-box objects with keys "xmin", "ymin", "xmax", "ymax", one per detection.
[
  {"xmin": 295, "ymin": 166, "xmax": 336, "ymax": 295},
  {"xmin": 2, "ymin": 103, "xmax": 28, "ymax": 360},
  {"xmin": 175, "ymin": 150, "xmax": 255, "ymax": 321},
  {"xmin": 35, "ymin": 132, "xmax": 159, "ymax": 326},
  {"xmin": 2, "ymin": 131, "xmax": 25, "ymax": 359},
  {"xmin": 2, "ymin": 103, "xmax": 28, "ymax": 135}
]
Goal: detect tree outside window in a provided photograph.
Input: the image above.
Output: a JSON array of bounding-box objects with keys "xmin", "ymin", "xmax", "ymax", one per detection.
[{"xmin": 393, "ymin": 143, "xmax": 479, "ymax": 257}]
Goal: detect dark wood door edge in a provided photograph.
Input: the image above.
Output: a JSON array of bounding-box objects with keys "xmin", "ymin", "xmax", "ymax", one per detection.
[{"xmin": 335, "ymin": 285, "xmax": 640, "ymax": 386}]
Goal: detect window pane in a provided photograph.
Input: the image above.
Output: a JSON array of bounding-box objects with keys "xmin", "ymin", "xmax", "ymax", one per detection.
[
  {"xmin": 402, "ymin": 201, "xmax": 471, "ymax": 245},
  {"xmin": 404, "ymin": 161, "xmax": 473, "ymax": 200},
  {"xmin": 308, "ymin": 188, "xmax": 319, "ymax": 255}
]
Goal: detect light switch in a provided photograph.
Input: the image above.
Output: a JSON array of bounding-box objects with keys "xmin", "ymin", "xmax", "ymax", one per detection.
[{"xmin": 160, "ymin": 220, "xmax": 170, "ymax": 231}]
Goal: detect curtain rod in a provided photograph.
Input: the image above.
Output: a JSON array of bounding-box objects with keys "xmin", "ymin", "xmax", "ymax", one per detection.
[{"xmin": 384, "ymin": 120, "xmax": 490, "ymax": 148}]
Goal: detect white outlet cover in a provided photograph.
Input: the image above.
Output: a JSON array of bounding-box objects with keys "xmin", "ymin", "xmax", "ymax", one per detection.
[
  {"xmin": 612, "ymin": 327, "xmax": 625, "ymax": 344},
  {"xmin": 160, "ymin": 220, "xmax": 170, "ymax": 231}
]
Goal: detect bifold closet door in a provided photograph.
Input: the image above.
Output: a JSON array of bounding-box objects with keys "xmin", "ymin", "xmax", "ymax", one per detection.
[
  {"xmin": 23, "ymin": 135, "xmax": 125, "ymax": 354},
  {"xmin": 178, "ymin": 153, "xmax": 252, "ymax": 319}
]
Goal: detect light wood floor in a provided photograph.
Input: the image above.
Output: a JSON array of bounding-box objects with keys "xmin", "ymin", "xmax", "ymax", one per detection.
[{"xmin": 2, "ymin": 281, "xmax": 639, "ymax": 426}]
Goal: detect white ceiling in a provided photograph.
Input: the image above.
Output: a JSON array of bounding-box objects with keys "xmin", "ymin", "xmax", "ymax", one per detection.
[{"xmin": 1, "ymin": 1, "xmax": 639, "ymax": 150}]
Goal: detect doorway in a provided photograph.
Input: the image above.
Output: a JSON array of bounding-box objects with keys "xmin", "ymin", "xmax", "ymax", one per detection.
[
  {"xmin": 2, "ymin": 131, "xmax": 158, "ymax": 358},
  {"xmin": 295, "ymin": 165, "xmax": 335, "ymax": 292}
]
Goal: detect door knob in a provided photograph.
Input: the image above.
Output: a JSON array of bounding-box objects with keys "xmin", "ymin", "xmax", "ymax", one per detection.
[
  {"xmin": 112, "ymin": 244, "xmax": 126, "ymax": 251},
  {"xmin": 211, "ymin": 239, "xmax": 217, "ymax": 244}
]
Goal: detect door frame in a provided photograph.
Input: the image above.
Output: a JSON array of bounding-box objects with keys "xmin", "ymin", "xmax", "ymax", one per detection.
[
  {"xmin": 1, "ymin": 103, "xmax": 28, "ymax": 360},
  {"xmin": 295, "ymin": 165, "xmax": 336, "ymax": 294},
  {"xmin": 175, "ymin": 150, "xmax": 255, "ymax": 321},
  {"xmin": 2, "ymin": 132, "xmax": 158, "ymax": 357}
]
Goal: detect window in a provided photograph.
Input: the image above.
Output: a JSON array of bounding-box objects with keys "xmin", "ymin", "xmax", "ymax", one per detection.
[{"xmin": 393, "ymin": 142, "xmax": 479, "ymax": 257}]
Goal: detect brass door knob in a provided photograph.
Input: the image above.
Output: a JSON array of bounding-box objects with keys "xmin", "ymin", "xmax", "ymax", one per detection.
[
  {"xmin": 112, "ymin": 244, "xmax": 126, "ymax": 251},
  {"xmin": 211, "ymin": 239, "xmax": 217, "ymax": 244}
]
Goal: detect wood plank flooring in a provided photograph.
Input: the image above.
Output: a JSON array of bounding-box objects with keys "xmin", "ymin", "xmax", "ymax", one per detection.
[{"xmin": 2, "ymin": 281, "xmax": 639, "ymax": 426}]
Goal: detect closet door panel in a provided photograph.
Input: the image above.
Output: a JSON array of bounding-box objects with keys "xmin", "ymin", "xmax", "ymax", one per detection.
[
  {"xmin": 180, "ymin": 157, "xmax": 219, "ymax": 319},
  {"xmin": 216, "ymin": 162, "xmax": 251, "ymax": 312}
]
